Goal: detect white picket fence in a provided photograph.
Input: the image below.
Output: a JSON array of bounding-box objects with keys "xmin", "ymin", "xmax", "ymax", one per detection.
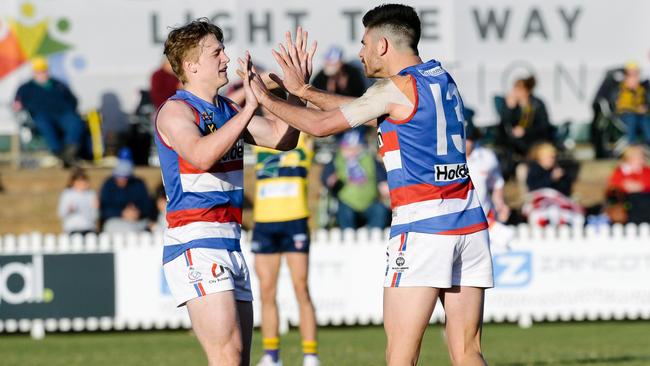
[{"xmin": 1, "ymin": 224, "xmax": 650, "ymax": 335}]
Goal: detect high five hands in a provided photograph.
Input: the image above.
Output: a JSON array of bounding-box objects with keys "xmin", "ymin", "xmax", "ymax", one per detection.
[
  {"xmin": 237, "ymin": 27, "xmax": 317, "ymax": 103},
  {"xmin": 269, "ymin": 26, "xmax": 318, "ymax": 98},
  {"xmin": 236, "ymin": 51, "xmax": 260, "ymax": 112}
]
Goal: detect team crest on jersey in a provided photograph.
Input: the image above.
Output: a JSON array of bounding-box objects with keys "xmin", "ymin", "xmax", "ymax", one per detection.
[{"xmin": 201, "ymin": 111, "xmax": 214, "ymax": 122}]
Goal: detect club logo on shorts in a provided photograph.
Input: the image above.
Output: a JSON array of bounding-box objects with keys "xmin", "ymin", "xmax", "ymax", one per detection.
[
  {"xmin": 188, "ymin": 269, "xmax": 202, "ymax": 284},
  {"xmin": 251, "ymin": 241, "xmax": 260, "ymax": 251},
  {"xmin": 293, "ymin": 233, "xmax": 307, "ymax": 250},
  {"xmin": 392, "ymin": 252, "xmax": 409, "ymax": 273},
  {"xmin": 396, "ymin": 256, "xmax": 405, "ymax": 267}
]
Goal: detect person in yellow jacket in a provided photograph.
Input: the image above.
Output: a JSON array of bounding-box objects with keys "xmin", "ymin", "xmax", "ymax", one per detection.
[
  {"xmin": 252, "ymin": 132, "xmax": 320, "ymax": 366},
  {"xmin": 614, "ymin": 62, "xmax": 650, "ymax": 144}
]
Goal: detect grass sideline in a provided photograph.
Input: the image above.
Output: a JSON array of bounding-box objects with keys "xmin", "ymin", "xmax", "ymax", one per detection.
[{"xmin": 1, "ymin": 322, "xmax": 649, "ymax": 365}]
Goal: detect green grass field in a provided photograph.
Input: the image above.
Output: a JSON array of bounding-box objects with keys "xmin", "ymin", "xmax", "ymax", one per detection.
[{"xmin": 1, "ymin": 322, "xmax": 649, "ymax": 365}]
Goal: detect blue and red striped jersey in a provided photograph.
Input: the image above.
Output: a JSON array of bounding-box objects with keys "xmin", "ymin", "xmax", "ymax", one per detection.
[
  {"xmin": 377, "ymin": 60, "xmax": 488, "ymax": 238},
  {"xmin": 155, "ymin": 90, "xmax": 244, "ymax": 264}
]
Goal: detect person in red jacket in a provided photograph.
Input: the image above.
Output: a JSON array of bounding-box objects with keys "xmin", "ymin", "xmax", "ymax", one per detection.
[
  {"xmin": 606, "ymin": 145, "xmax": 650, "ymax": 223},
  {"xmin": 607, "ymin": 145, "xmax": 650, "ymax": 194},
  {"xmin": 150, "ymin": 58, "xmax": 180, "ymax": 109}
]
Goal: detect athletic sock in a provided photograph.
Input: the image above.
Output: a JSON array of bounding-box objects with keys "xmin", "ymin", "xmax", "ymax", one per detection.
[
  {"xmin": 302, "ymin": 340, "xmax": 318, "ymax": 357},
  {"xmin": 263, "ymin": 337, "xmax": 280, "ymax": 362}
]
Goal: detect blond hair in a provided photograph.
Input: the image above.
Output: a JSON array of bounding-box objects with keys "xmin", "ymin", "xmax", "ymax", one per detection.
[
  {"xmin": 528, "ymin": 142, "xmax": 556, "ymax": 162},
  {"xmin": 621, "ymin": 144, "xmax": 647, "ymax": 163},
  {"xmin": 163, "ymin": 18, "xmax": 223, "ymax": 83}
]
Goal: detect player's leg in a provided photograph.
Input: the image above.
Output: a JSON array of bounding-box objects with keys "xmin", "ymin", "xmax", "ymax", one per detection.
[
  {"xmin": 187, "ymin": 291, "xmax": 243, "ymax": 366},
  {"xmin": 440, "ymin": 286, "xmax": 487, "ymax": 366},
  {"xmin": 384, "ymin": 287, "xmax": 439, "ymax": 365},
  {"xmin": 254, "ymin": 253, "xmax": 283, "ymax": 364},
  {"xmin": 283, "ymin": 219, "xmax": 319, "ymax": 365},
  {"xmin": 383, "ymin": 232, "xmax": 462, "ymax": 365},
  {"xmin": 441, "ymin": 230, "xmax": 493, "ymax": 366},
  {"xmin": 237, "ymin": 299, "xmax": 254, "ymax": 366},
  {"xmin": 252, "ymin": 224, "xmax": 283, "ymax": 365},
  {"xmin": 285, "ymin": 252, "xmax": 319, "ymax": 364},
  {"xmin": 166, "ymin": 248, "xmax": 254, "ymax": 366}
]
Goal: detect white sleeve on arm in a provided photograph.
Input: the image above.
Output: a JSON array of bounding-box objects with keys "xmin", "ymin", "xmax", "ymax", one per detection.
[{"xmin": 339, "ymin": 78, "xmax": 414, "ymax": 128}]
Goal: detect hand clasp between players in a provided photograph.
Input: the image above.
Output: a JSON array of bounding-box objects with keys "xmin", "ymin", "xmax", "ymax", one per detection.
[{"xmin": 237, "ymin": 27, "xmax": 317, "ymax": 106}]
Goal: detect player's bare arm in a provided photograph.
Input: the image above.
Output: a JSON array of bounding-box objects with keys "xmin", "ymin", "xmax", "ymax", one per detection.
[
  {"xmin": 243, "ymin": 113, "xmax": 300, "ymax": 151},
  {"xmin": 157, "ymin": 52, "xmax": 258, "ymax": 170},
  {"xmin": 251, "ymin": 72, "xmax": 416, "ymax": 137}
]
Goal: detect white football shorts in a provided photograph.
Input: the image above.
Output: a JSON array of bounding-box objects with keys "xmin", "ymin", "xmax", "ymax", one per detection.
[
  {"xmin": 164, "ymin": 248, "xmax": 253, "ymax": 307},
  {"xmin": 384, "ymin": 230, "xmax": 493, "ymax": 288}
]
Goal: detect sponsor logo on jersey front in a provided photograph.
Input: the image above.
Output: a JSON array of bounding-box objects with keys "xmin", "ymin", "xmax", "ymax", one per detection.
[{"xmin": 435, "ymin": 163, "xmax": 469, "ymax": 182}]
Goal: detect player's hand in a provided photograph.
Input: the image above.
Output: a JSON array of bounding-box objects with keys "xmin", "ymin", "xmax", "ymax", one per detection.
[
  {"xmin": 293, "ymin": 26, "xmax": 317, "ymax": 81},
  {"xmin": 270, "ymin": 27, "xmax": 317, "ymax": 98},
  {"xmin": 237, "ymin": 51, "xmax": 260, "ymax": 112}
]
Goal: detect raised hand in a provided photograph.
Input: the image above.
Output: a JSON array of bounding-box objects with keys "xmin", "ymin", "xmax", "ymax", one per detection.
[
  {"xmin": 270, "ymin": 26, "xmax": 317, "ymax": 97},
  {"xmin": 237, "ymin": 51, "xmax": 260, "ymax": 111}
]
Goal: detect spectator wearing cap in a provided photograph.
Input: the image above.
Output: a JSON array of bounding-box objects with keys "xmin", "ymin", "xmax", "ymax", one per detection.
[
  {"xmin": 613, "ymin": 62, "xmax": 650, "ymax": 145},
  {"xmin": 13, "ymin": 57, "xmax": 86, "ymax": 166},
  {"xmin": 321, "ymin": 130, "xmax": 390, "ymax": 229},
  {"xmin": 312, "ymin": 46, "xmax": 367, "ymax": 98},
  {"xmin": 99, "ymin": 158, "xmax": 151, "ymax": 233}
]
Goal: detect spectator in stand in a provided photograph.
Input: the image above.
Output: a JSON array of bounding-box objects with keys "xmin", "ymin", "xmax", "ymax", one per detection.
[
  {"xmin": 321, "ymin": 129, "xmax": 389, "ymax": 229},
  {"xmin": 526, "ymin": 142, "xmax": 574, "ymax": 196},
  {"xmin": 99, "ymin": 92, "xmax": 130, "ymax": 157},
  {"xmin": 612, "ymin": 62, "xmax": 650, "ymax": 145},
  {"xmin": 57, "ymin": 168, "xmax": 98, "ymax": 235},
  {"xmin": 99, "ymin": 157, "xmax": 151, "ymax": 232},
  {"xmin": 605, "ymin": 145, "xmax": 650, "ymax": 223},
  {"xmin": 13, "ymin": 57, "xmax": 85, "ymax": 167},
  {"xmin": 523, "ymin": 143, "xmax": 583, "ymax": 226},
  {"xmin": 496, "ymin": 75, "xmax": 552, "ymax": 178},
  {"xmin": 150, "ymin": 58, "xmax": 180, "ymax": 109},
  {"xmin": 150, "ymin": 183, "xmax": 167, "ymax": 232},
  {"xmin": 311, "ymin": 46, "xmax": 367, "ymax": 98}
]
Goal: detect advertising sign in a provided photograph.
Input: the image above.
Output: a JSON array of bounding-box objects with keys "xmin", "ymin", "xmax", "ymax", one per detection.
[{"xmin": 0, "ymin": 253, "xmax": 115, "ymax": 319}]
